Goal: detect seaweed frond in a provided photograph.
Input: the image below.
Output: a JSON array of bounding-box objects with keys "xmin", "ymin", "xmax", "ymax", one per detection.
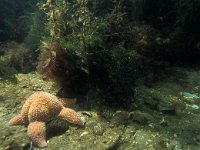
[{"xmin": 37, "ymin": 42, "xmax": 66, "ymax": 86}]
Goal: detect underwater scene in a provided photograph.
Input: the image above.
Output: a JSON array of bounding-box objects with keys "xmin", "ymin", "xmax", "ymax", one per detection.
[{"xmin": 1, "ymin": 0, "xmax": 200, "ymax": 149}]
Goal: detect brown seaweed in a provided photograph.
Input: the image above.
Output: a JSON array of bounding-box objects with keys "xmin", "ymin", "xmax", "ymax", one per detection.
[{"xmin": 37, "ymin": 43, "xmax": 66, "ymax": 86}]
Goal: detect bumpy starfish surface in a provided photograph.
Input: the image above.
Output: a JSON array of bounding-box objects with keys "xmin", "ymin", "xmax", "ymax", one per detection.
[{"xmin": 9, "ymin": 91, "xmax": 84, "ymax": 148}]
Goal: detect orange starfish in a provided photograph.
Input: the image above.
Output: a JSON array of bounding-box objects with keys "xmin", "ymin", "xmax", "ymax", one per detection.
[{"xmin": 9, "ymin": 91, "xmax": 84, "ymax": 147}]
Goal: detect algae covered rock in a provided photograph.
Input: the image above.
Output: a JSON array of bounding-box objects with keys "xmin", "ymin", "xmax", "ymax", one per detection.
[
  {"xmin": 111, "ymin": 110, "xmax": 129, "ymax": 126},
  {"xmin": 0, "ymin": 114, "xmax": 29, "ymax": 150}
]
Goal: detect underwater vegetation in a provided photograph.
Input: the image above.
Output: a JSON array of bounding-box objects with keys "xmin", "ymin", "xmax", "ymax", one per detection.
[
  {"xmin": 0, "ymin": 42, "xmax": 35, "ymax": 74},
  {"xmin": 24, "ymin": 11, "xmax": 47, "ymax": 51},
  {"xmin": 34, "ymin": 0, "xmax": 200, "ymax": 107},
  {"xmin": 35, "ymin": 0, "xmax": 145, "ymax": 105},
  {"xmin": 0, "ymin": 0, "xmax": 44, "ymax": 79},
  {"xmin": 37, "ymin": 43, "xmax": 66, "ymax": 86},
  {"xmin": 0, "ymin": 0, "xmax": 200, "ymax": 107},
  {"xmin": 0, "ymin": 61, "xmax": 17, "ymax": 80},
  {"xmin": 0, "ymin": 42, "xmax": 30, "ymax": 80},
  {"xmin": 0, "ymin": 0, "xmax": 40, "ymax": 42},
  {"xmin": 37, "ymin": 41, "xmax": 90, "ymax": 97}
]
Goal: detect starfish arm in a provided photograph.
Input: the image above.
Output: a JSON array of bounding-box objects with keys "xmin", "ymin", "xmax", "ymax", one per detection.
[
  {"xmin": 28, "ymin": 103, "xmax": 50, "ymax": 122},
  {"xmin": 27, "ymin": 121, "xmax": 47, "ymax": 148},
  {"xmin": 58, "ymin": 107, "xmax": 84, "ymax": 126},
  {"xmin": 21, "ymin": 98, "xmax": 33, "ymax": 123},
  {"xmin": 58, "ymin": 98, "xmax": 77, "ymax": 107},
  {"xmin": 9, "ymin": 114, "xmax": 25, "ymax": 126}
]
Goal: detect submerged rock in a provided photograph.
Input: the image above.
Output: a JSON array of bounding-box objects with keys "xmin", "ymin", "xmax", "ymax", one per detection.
[
  {"xmin": 181, "ymin": 92, "xmax": 199, "ymax": 99},
  {"xmin": 92, "ymin": 122, "xmax": 106, "ymax": 136},
  {"xmin": 111, "ymin": 110, "xmax": 129, "ymax": 126},
  {"xmin": 134, "ymin": 86, "xmax": 185, "ymax": 115},
  {"xmin": 157, "ymin": 102, "xmax": 176, "ymax": 114},
  {"xmin": 129, "ymin": 110, "xmax": 153, "ymax": 125},
  {"xmin": 46, "ymin": 117, "xmax": 69, "ymax": 138},
  {"xmin": 181, "ymin": 92, "xmax": 200, "ymax": 104},
  {"xmin": 118, "ymin": 129, "xmax": 162, "ymax": 150},
  {"xmin": 34, "ymin": 125, "xmax": 120, "ymax": 150},
  {"xmin": 0, "ymin": 115, "xmax": 29, "ymax": 150},
  {"xmin": 2, "ymin": 68, "xmax": 200, "ymax": 149}
]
